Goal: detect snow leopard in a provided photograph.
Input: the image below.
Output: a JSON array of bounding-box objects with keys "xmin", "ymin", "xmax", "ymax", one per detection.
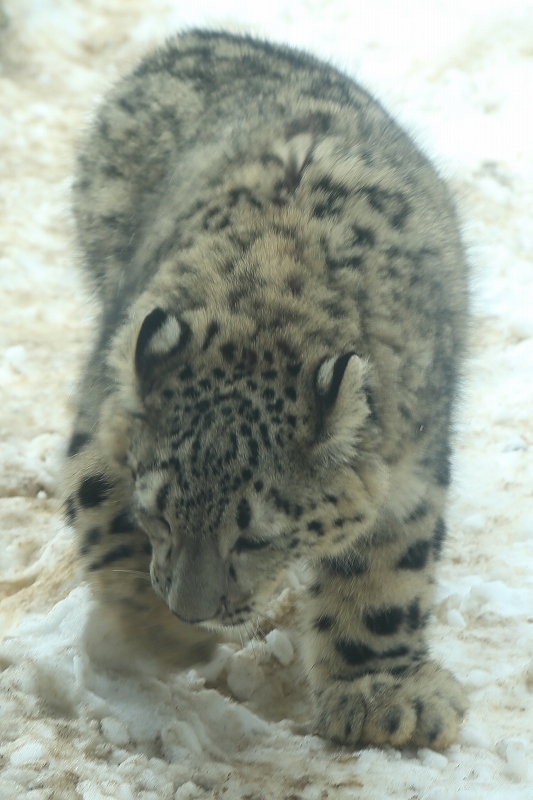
[{"xmin": 65, "ymin": 29, "xmax": 468, "ymax": 749}]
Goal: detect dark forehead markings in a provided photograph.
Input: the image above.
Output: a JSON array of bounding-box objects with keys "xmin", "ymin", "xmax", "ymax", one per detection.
[
  {"xmin": 236, "ymin": 497, "xmax": 252, "ymax": 529},
  {"xmin": 202, "ymin": 321, "xmax": 220, "ymax": 351},
  {"xmin": 220, "ymin": 342, "xmax": 236, "ymax": 361},
  {"xmin": 286, "ymin": 362, "xmax": 302, "ymax": 377}
]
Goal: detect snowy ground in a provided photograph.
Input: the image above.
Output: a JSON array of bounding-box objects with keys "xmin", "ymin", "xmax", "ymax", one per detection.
[{"xmin": 1, "ymin": 1, "xmax": 532, "ymax": 798}]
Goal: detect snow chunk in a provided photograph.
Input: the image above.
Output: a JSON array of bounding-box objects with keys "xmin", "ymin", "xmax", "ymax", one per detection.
[
  {"xmin": 525, "ymin": 659, "xmax": 533, "ymax": 690},
  {"xmin": 175, "ymin": 782, "xmax": 203, "ymax": 799},
  {"xmin": 496, "ymin": 738, "xmax": 530, "ymax": 782},
  {"xmin": 77, "ymin": 781, "xmax": 132, "ymax": 800},
  {"xmin": 520, "ymin": 516, "xmax": 533, "ymax": 541},
  {"xmin": 447, "ymin": 609, "xmax": 466, "ymax": 629},
  {"xmin": 500, "ymin": 436, "xmax": 527, "ymax": 452},
  {"xmin": 459, "ymin": 726, "xmax": 492, "ymax": 750},
  {"xmin": 418, "ymin": 748, "xmax": 448, "ymax": 771},
  {"xmin": 226, "ymin": 652, "xmax": 264, "ymax": 700},
  {"xmin": 9, "ymin": 741, "xmax": 47, "ymax": 765},
  {"xmin": 100, "ymin": 716, "xmax": 131, "ymax": 746},
  {"xmin": 194, "ymin": 644, "xmax": 234, "ymax": 683},
  {"xmin": 420, "ymin": 788, "xmax": 453, "ymax": 800},
  {"xmin": 464, "ymin": 669, "xmax": 491, "ymax": 688},
  {"xmin": 265, "ymin": 629, "xmax": 295, "ymax": 666},
  {"xmin": 4, "ymin": 344, "xmax": 28, "ymax": 375},
  {"xmin": 462, "ymin": 513, "xmax": 485, "ymax": 532},
  {"xmin": 463, "ymin": 579, "xmax": 530, "ymax": 618}
]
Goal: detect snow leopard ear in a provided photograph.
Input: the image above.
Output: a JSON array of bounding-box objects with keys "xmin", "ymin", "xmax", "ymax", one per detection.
[
  {"xmin": 270, "ymin": 133, "xmax": 314, "ymax": 194},
  {"xmin": 135, "ymin": 307, "xmax": 191, "ymax": 386},
  {"xmin": 314, "ymin": 353, "xmax": 373, "ymax": 465}
]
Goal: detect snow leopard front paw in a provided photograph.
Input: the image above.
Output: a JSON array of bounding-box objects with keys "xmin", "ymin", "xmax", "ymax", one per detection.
[{"xmin": 313, "ymin": 661, "xmax": 468, "ymax": 749}]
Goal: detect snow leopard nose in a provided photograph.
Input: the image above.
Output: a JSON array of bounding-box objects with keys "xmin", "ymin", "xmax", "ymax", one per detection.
[{"xmin": 167, "ymin": 541, "xmax": 226, "ymax": 623}]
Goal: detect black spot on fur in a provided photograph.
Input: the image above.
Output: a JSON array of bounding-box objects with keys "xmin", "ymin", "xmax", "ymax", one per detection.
[
  {"xmin": 68, "ymin": 432, "xmax": 91, "ymax": 457},
  {"xmin": 258, "ymin": 423, "xmax": 271, "ymax": 448},
  {"xmin": 364, "ymin": 187, "xmax": 411, "ymax": 229},
  {"xmin": 80, "ymin": 527, "xmax": 102, "ymax": 556},
  {"xmin": 397, "ymin": 539, "xmax": 431, "ymax": 570},
  {"xmin": 236, "ymin": 498, "xmax": 252, "ymax": 529},
  {"xmin": 285, "ymin": 110, "xmax": 331, "ymax": 138},
  {"xmin": 65, "ymin": 495, "xmax": 76, "ymax": 524},
  {"xmin": 351, "ymin": 225, "xmax": 375, "ymax": 247},
  {"xmin": 365, "ymin": 606, "xmax": 404, "ymax": 636},
  {"xmin": 381, "ymin": 644, "xmax": 410, "ymax": 659},
  {"xmin": 203, "ymin": 322, "xmax": 219, "ymax": 350},
  {"xmin": 248, "ymin": 439, "xmax": 259, "ymax": 467},
  {"xmin": 384, "ymin": 708, "xmax": 402, "ymax": 735},
  {"xmin": 326, "ymin": 553, "xmax": 368, "ymax": 577},
  {"xmin": 307, "ymin": 520, "xmax": 324, "ymax": 536},
  {"xmin": 286, "ymin": 362, "xmax": 302, "ymax": 377},
  {"xmin": 432, "ymin": 517, "xmax": 447, "ymax": 559},
  {"xmin": 429, "ymin": 722, "xmax": 443, "ymax": 744},
  {"xmin": 88, "ymin": 543, "xmax": 135, "ymax": 571},
  {"xmin": 436, "ymin": 445, "xmax": 452, "ymax": 486},
  {"xmin": 390, "ymin": 664, "xmax": 409, "ymax": 676},
  {"xmin": 405, "ymin": 501, "xmax": 429, "ymax": 523},
  {"xmin": 313, "ymin": 177, "xmax": 349, "ymax": 218},
  {"xmin": 422, "ymin": 441, "xmax": 452, "ymax": 487},
  {"xmin": 78, "ymin": 474, "xmax": 112, "ymax": 508},
  {"xmin": 406, "ymin": 599, "xmax": 422, "ymax": 631},
  {"xmin": 110, "ymin": 509, "xmax": 136, "ymax": 534},
  {"xmin": 220, "ymin": 342, "xmax": 236, "ymax": 361},
  {"xmin": 414, "ymin": 698, "xmax": 425, "ymax": 720},
  {"xmin": 315, "ymin": 614, "xmax": 335, "ymax": 631},
  {"xmin": 336, "ymin": 639, "xmax": 375, "ymax": 666}
]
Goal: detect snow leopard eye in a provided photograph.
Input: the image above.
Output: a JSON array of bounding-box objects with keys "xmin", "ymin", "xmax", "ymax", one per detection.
[{"xmin": 135, "ymin": 307, "xmax": 191, "ymax": 387}]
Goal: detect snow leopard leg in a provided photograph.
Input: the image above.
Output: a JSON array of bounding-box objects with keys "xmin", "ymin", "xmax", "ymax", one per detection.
[{"xmin": 302, "ymin": 504, "xmax": 467, "ymax": 749}]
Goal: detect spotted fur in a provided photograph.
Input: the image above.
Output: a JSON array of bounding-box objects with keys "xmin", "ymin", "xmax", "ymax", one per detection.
[{"xmin": 65, "ymin": 30, "xmax": 468, "ymax": 747}]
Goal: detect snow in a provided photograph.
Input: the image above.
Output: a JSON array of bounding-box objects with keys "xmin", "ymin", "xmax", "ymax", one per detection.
[{"xmin": 1, "ymin": 0, "xmax": 532, "ymax": 797}]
